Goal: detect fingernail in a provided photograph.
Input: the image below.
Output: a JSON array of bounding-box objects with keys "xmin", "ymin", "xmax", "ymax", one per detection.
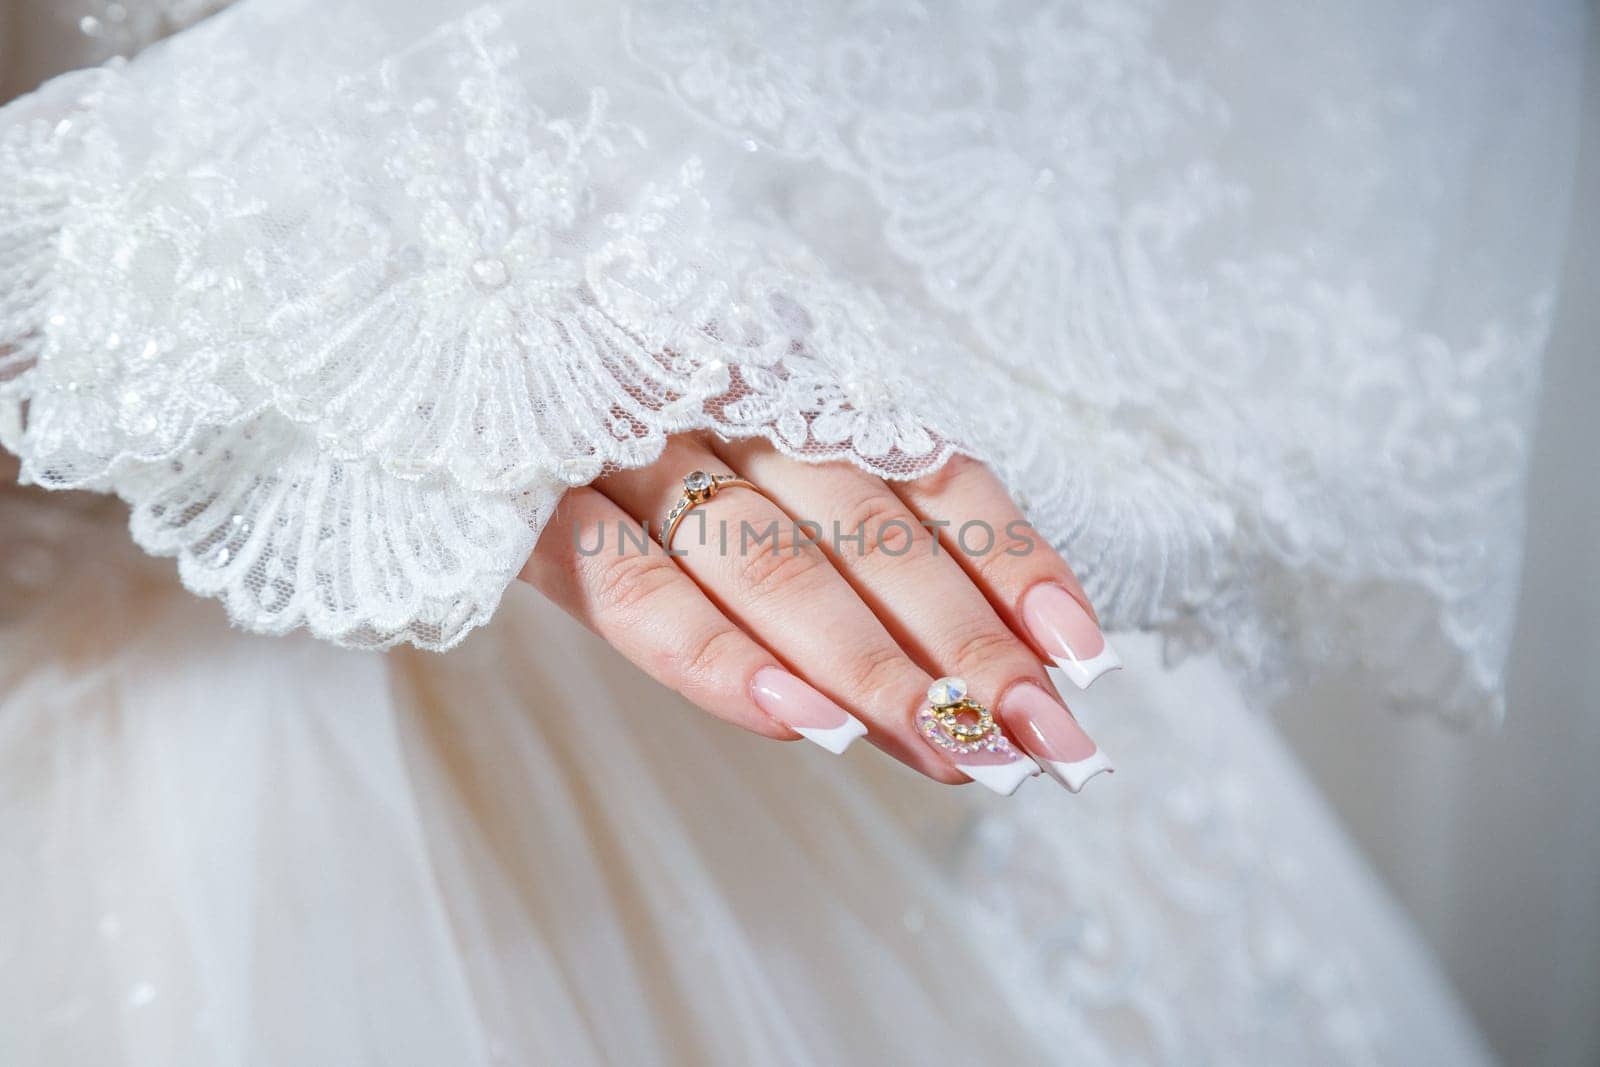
[
  {"xmin": 917, "ymin": 677, "xmax": 1039, "ymax": 796},
  {"xmin": 1021, "ymin": 583, "xmax": 1122, "ymax": 689},
  {"xmin": 1000, "ymin": 682, "xmax": 1114, "ymax": 793},
  {"xmin": 751, "ymin": 667, "xmax": 868, "ymax": 755}
]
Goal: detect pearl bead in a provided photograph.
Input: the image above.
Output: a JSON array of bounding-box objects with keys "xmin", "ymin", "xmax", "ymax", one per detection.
[{"xmin": 470, "ymin": 256, "xmax": 509, "ymax": 291}]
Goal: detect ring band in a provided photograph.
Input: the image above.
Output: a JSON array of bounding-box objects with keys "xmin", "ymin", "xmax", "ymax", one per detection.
[{"xmin": 661, "ymin": 469, "xmax": 763, "ymax": 551}]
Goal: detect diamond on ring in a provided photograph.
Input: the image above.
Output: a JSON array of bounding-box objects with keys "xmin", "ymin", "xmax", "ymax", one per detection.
[{"xmin": 661, "ymin": 470, "xmax": 764, "ymax": 551}]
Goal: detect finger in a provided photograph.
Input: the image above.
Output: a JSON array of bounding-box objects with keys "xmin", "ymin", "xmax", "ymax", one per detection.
[
  {"xmin": 596, "ymin": 436, "xmax": 975, "ymax": 787},
  {"xmin": 892, "ymin": 455, "xmax": 1123, "ymax": 692},
  {"xmin": 721, "ymin": 438, "xmax": 1107, "ymax": 793},
  {"xmin": 520, "ymin": 486, "xmax": 868, "ymax": 754}
]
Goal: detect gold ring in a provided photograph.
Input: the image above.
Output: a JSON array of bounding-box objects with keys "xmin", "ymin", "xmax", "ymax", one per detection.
[{"xmin": 661, "ymin": 469, "xmax": 762, "ymax": 551}]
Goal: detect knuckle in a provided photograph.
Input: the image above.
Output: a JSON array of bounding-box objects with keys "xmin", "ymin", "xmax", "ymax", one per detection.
[
  {"xmin": 964, "ymin": 533, "xmax": 1019, "ymax": 584},
  {"xmin": 585, "ymin": 551, "xmax": 680, "ymax": 617},
  {"xmin": 914, "ymin": 453, "xmax": 986, "ymax": 497},
  {"xmin": 671, "ymin": 625, "xmax": 751, "ymax": 691},
  {"xmin": 959, "ymin": 518, "xmax": 1036, "ymax": 585},
  {"xmin": 844, "ymin": 642, "xmax": 916, "ymax": 707},
  {"xmin": 729, "ymin": 534, "xmax": 828, "ymax": 598},
  {"xmin": 941, "ymin": 621, "xmax": 1025, "ymax": 674},
  {"xmin": 995, "ymin": 522, "xmax": 1042, "ymax": 563},
  {"xmin": 833, "ymin": 488, "xmax": 929, "ymax": 565}
]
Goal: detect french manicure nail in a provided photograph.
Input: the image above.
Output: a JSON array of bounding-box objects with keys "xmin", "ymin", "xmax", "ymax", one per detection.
[
  {"xmin": 751, "ymin": 667, "xmax": 868, "ymax": 754},
  {"xmin": 1021, "ymin": 583, "xmax": 1122, "ymax": 689},
  {"xmin": 917, "ymin": 677, "xmax": 1039, "ymax": 796},
  {"xmin": 1000, "ymin": 682, "xmax": 1114, "ymax": 793}
]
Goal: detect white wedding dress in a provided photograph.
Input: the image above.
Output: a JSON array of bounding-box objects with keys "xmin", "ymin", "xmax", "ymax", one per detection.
[{"xmin": 0, "ymin": 1, "xmax": 1584, "ymax": 1063}]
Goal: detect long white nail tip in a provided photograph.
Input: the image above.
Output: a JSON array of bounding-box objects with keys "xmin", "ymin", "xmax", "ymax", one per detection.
[
  {"xmin": 916, "ymin": 701, "xmax": 1038, "ymax": 796},
  {"xmin": 793, "ymin": 716, "xmax": 868, "ymax": 755},
  {"xmin": 750, "ymin": 668, "xmax": 867, "ymax": 755},
  {"xmin": 957, "ymin": 755, "xmax": 1040, "ymax": 797},
  {"xmin": 1052, "ymin": 643, "xmax": 1124, "ymax": 691},
  {"xmin": 1040, "ymin": 749, "xmax": 1115, "ymax": 793}
]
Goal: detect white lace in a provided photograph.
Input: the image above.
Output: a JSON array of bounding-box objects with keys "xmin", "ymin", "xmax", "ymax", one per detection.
[{"xmin": 0, "ymin": 0, "xmax": 1582, "ymax": 718}]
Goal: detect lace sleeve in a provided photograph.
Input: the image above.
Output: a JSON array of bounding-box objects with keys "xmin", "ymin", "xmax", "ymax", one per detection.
[
  {"xmin": 0, "ymin": 2, "xmax": 980, "ymax": 649},
  {"xmin": 0, "ymin": 0, "xmax": 1584, "ymax": 721}
]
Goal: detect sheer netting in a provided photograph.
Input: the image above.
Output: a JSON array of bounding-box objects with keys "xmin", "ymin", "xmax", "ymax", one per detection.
[{"xmin": 0, "ymin": 0, "xmax": 1585, "ymax": 720}]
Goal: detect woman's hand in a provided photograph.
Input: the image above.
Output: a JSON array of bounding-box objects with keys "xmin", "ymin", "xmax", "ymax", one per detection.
[{"xmin": 519, "ymin": 434, "xmax": 1118, "ymax": 795}]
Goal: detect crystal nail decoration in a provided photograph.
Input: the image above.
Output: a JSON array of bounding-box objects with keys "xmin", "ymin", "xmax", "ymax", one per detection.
[{"xmin": 927, "ymin": 676, "xmax": 967, "ymax": 707}]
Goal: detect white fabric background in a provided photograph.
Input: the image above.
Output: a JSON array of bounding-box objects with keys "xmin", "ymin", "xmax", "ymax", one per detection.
[
  {"xmin": 1281, "ymin": 31, "xmax": 1600, "ymax": 1065},
  {"xmin": 0, "ymin": 3, "xmax": 1592, "ymax": 1061},
  {"xmin": 0, "ymin": 538, "xmax": 1493, "ymax": 1064}
]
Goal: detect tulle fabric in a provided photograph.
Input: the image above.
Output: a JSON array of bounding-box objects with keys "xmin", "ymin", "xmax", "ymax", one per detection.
[
  {"xmin": 0, "ymin": 491, "xmax": 1489, "ymax": 1065},
  {"xmin": 0, "ymin": 0, "xmax": 1585, "ymax": 722}
]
